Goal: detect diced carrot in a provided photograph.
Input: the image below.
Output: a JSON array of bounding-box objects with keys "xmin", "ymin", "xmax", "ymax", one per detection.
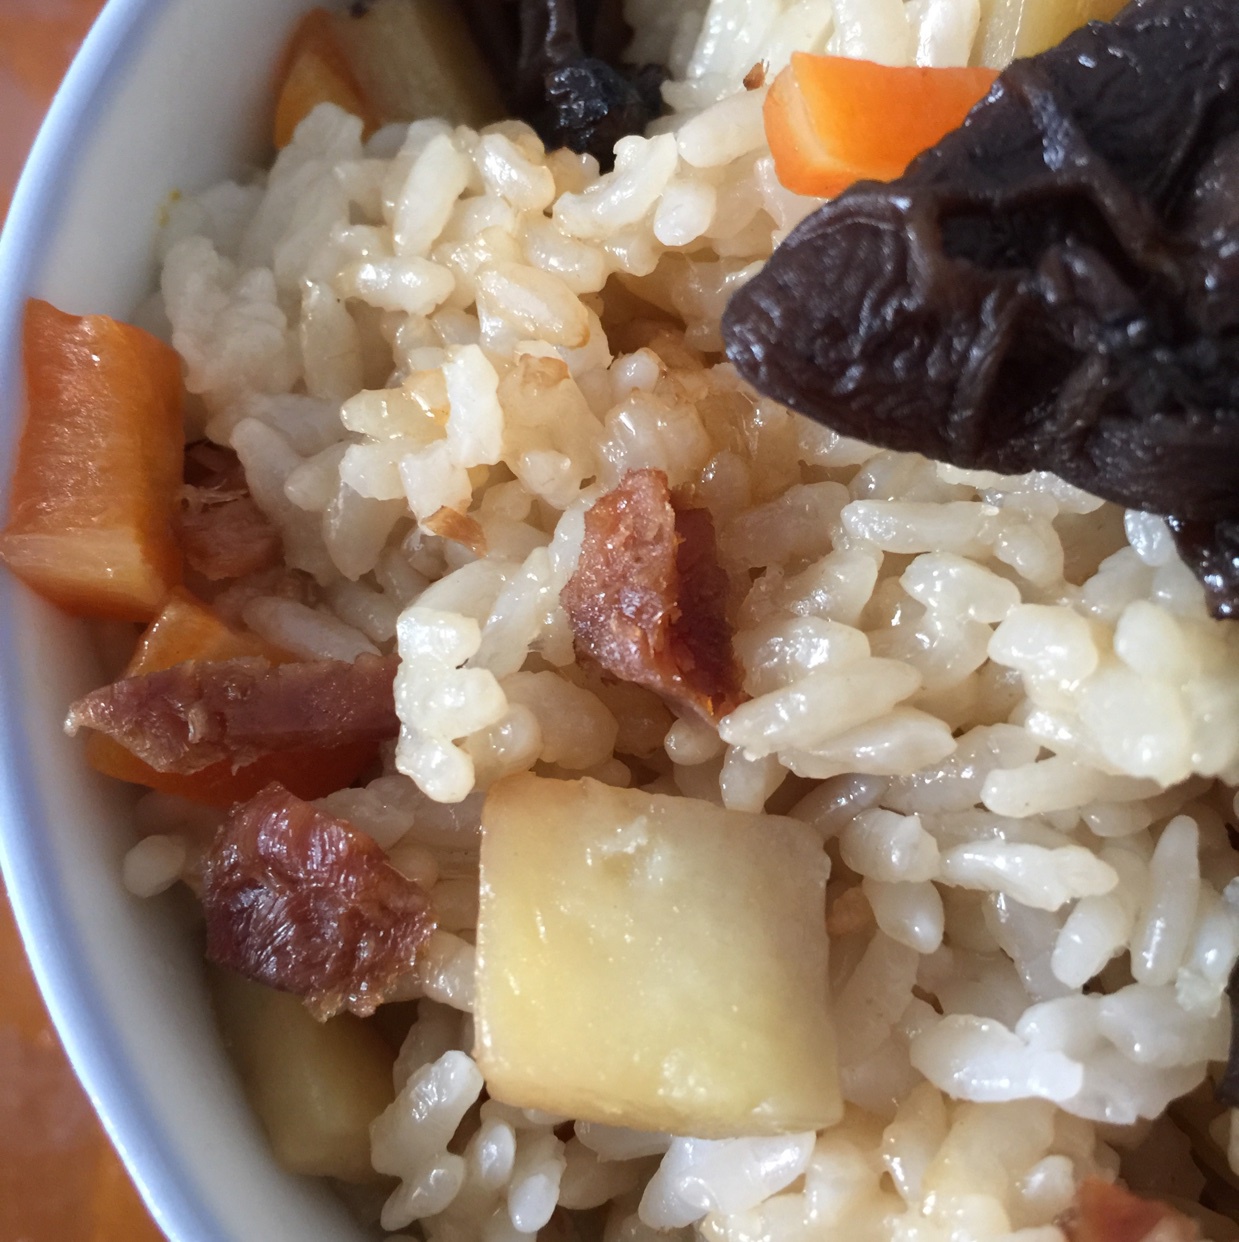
[
  {"xmin": 273, "ymin": 7, "xmax": 379, "ymax": 148},
  {"xmin": 87, "ymin": 734, "xmax": 381, "ymax": 809},
  {"xmin": 85, "ymin": 590, "xmax": 379, "ymax": 807},
  {"xmin": 124, "ymin": 586, "xmax": 282, "ymax": 672},
  {"xmin": 764, "ymin": 53, "xmax": 999, "ymax": 198},
  {"xmin": 0, "ymin": 299, "xmax": 184, "ymax": 621}
]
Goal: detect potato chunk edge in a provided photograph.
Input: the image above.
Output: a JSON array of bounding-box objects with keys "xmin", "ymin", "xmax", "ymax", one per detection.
[{"xmin": 475, "ymin": 772, "xmax": 841, "ymax": 1138}]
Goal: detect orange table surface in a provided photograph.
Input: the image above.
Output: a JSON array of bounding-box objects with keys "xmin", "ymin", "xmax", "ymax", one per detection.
[{"xmin": 0, "ymin": 3, "xmax": 164, "ymax": 1238}]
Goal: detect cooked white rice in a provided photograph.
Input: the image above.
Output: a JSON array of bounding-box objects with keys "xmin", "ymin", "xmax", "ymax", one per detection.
[{"xmin": 124, "ymin": 0, "xmax": 1239, "ymax": 1236}]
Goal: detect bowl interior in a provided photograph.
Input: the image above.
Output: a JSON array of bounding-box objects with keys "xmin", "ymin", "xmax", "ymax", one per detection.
[{"xmin": 0, "ymin": 1, "xmax": 374, "ymax": 1237}]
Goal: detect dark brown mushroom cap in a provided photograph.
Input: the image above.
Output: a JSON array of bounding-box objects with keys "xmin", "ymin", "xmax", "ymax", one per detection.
[{"xmin": 723, "ymin": 0, "xmax": 1239, "ymax": 613}]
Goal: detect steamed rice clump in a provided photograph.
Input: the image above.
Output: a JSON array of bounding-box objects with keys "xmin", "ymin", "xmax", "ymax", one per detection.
[{"xmin": 131, "ymin": 0, "xmax": 1239, "ymax": 1236}]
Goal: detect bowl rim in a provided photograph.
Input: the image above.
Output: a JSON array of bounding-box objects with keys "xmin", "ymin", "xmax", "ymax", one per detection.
[{"xmin": 0, "ymin": 1, "xmax": 231, "ymax": 1236}]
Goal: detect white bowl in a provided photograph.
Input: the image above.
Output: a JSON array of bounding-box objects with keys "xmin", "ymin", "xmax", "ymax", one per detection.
[{"xmin": 0, "ymin": 2, "xmax": 373, "ymax": 1236}]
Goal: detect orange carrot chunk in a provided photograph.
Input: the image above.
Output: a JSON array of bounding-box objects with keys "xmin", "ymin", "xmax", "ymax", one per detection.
[
  {"xmin": 122, "ymin": 587, "xmax": 283, "ymax": 672},
  {"xmin": 85, "ymin": 591, "xmax": 378, "ymax": 808},
  {"xmin": 765, "ymin": 53, "xmax": 999, "ymax": 199},
  {"xmin": 0, "ymin": 298, "xmax": 184, "ymax": 621},
  {"xmin": 88, "ymin": 734, "xmax": 381, "ymax": 810},
  {"xmin": 273, "ymin": 7, "xmax": 379, "ymax": 148}
]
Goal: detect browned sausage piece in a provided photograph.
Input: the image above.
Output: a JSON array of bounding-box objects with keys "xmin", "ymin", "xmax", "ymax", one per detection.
[
  {"xmin": 1062, "ymin": 1178, "xmax": 1197, "ymax": 1242},
  {"xmin": 65, "ymin": 653, "xmax": 400, "ymax": 774},
  {"xmin": 203, "ymin": 782, "xmax": 435, "ymax": 1019},
  {"xmin": 180, "ymin": 443, "xmax": 283, "ymax": 582},
  {"xmin": 561, "ymin": 468, "xmax": 745, "ymax": 724}
]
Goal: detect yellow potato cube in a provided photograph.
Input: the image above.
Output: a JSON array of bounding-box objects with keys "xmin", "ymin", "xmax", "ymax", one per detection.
[
  {"xmin": 212, "ymin": 970, "xmax": 395, "ymax": 1183},
  {"xmin": 973, "ymin": 0, "xmax": 1126, "ymax": 67},
  {"xmin": 475, "ymin": 773, "xmax": 840, "ymax": 1137}
]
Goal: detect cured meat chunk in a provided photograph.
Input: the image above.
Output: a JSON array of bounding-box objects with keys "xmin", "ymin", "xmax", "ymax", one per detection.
[
  {"xmin": 1063, "ymin": 1178, "xmax": 1197, "ymax": 1242},
  {"xmin": 180, "ymin": 442, "xmax": 282, "ymax": 582},
  {"xmin": 66, "ymin": 653, "xmax": 400, "ymax": 774},
  {"xmin": 561, "ymin": 469, "xmax": 745, "ymax": 723},
  {"xmin": 203, "ymin": 782, "xmax": 434, "ymax": 1019}
]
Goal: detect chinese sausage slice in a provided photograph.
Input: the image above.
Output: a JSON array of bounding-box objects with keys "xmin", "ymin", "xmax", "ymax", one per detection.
[
  {"xmin": 203, "ymin": 782, "xmax": 435, "ymax": 1021},
  {"xmin": 65, "ymin": 653, "xmax": 400, "ymax": 775},
  {"xmin": 561, "ymin": 468, "xmax": 745, "ymax": 724}
]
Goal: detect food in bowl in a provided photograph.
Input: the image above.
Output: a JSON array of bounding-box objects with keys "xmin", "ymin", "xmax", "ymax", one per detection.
[{"xmin": 4, "ymin": 0, "xmax": 1239, "ymax": 1237}]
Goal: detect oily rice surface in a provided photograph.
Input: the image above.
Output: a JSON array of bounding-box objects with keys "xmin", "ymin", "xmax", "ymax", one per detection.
[{"xmin": 128, "ymin": 0, "xmax": 1239, "ymax": 1238}]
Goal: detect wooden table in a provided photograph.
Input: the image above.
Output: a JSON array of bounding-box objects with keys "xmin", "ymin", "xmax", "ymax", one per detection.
[{"xmin": 0, "ymin": 3, "xmax": 164, "ymax": 1237}]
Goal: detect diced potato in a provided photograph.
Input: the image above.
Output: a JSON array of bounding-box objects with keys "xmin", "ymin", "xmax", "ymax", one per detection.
[
  {"xmin": 973, "ymin": 0, "xmax": 1126, "ymax": 67},
  {"xmin": 334, "ymin": 0, "xmax": 504, "ymax": 131},
  {"xmin": 475, "ymin": 773, "xmax": 840, "ymax": 1137},
  {"xmin": 211, "ymin": 970, "xmax": 395, "ymax": 1183}
]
